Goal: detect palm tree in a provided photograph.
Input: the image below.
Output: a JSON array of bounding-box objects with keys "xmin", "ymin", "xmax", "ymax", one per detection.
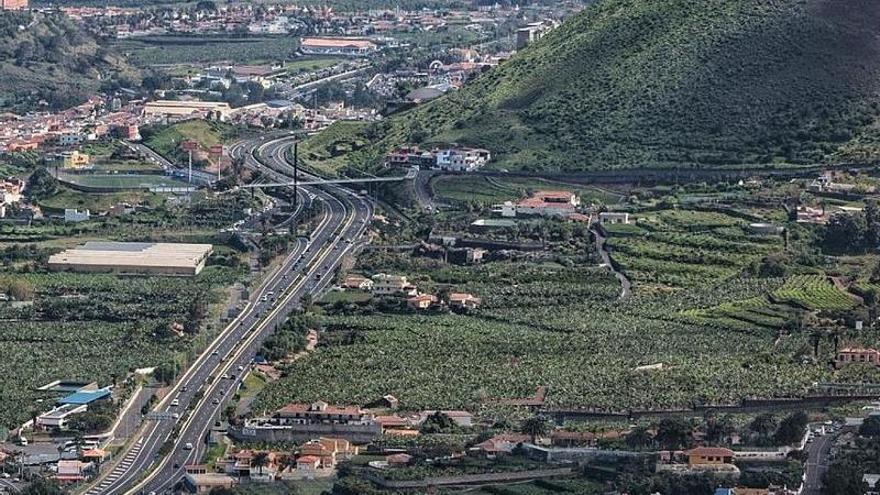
[
  {"xmin": 251, "ymin": 451, "xmax": 270, "ymax": 476},
  {"xmin": 520, "ymin": 415, "xmax": 551, "ymax": 444},
  {"xmin": 625, "ymin": 426, "xmax": 653, "ymax": 449}
]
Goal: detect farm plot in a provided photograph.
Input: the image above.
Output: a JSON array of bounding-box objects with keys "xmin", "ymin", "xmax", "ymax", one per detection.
[
  {"xmin": 0, "ymin": 266, "xmax": 244, "ymax": 428},
  {"xmin": 253, "ymin": 306, "xmax": 830, "ymax": 414},
  {"xmin": 605, "ymin": 210, "xmax": 782, "ymax": 289},
  {"xmin": 770, "ymin": 275, "xmax": 857, "ymax": 311}
]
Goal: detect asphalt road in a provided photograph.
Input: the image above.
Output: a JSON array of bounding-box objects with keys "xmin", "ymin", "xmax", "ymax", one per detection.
[
  {"xmin": 83, "ymin": 134, "xmax": 373, "ymax": 495},
  {"xmin": 803, "ymin": 429, "xmax": 835, "ymax": 495}
]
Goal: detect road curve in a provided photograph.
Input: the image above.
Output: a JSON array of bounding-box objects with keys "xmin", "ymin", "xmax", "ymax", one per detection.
[{"xmin": 81, "ymin": 134, "xmax": 373, "ymax": 495}]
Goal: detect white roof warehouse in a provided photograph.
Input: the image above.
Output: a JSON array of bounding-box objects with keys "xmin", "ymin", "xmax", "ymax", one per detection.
[{"xmin": 48, "ymin": 241, "xmax": 213, "ymax": 276}]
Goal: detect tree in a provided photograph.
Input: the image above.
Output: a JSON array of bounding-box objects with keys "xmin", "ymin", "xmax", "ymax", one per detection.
[
  {"xmin": 823, "ymin": 212, "xmax": 867, "ymax": 253},
  {"xmin": 25, "ymin": 167, "xmax": 58, "ymax": 200},
  {"xmin": 20, "ymin": 477, "xmax": 63, "ymax": 495},
  {"xmin": 251, "ymin": 451, "xmax": 270, "ymax": 476},
  {"xmin": 859, "ymin": 415, "xmax": 880, "ymax": 438},
  {"xmin": 749, "ymin": 413, "xmax": 777, "ymax": 437},
  {"xmin": 773, "ymin": 411, "xmax": 808, "ymax": 445},
  {"xmin": 520, "ymin": 415, "xmax": 551, "ymax": 444},
  {"xmin": 656, "ymin": 417, "xmax": 691, "ymax": 450},
  {"xmin": 420, "ymin": 411, "xmax": 456, "ymax": 434},
  {"xmin": 625, "ymin": 425, "xmax": 654, "ymax": 449}
]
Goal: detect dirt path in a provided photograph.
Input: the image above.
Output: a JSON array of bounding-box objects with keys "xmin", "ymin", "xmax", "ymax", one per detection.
[{"xmin": 592, "ymin": 227, "xmax": 632, "ymax": 300}]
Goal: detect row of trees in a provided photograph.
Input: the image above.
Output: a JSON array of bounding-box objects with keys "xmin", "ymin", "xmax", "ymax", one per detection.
[{"xmin": 823, "ymin": 200, "xmax": 880, "ymax": 253}]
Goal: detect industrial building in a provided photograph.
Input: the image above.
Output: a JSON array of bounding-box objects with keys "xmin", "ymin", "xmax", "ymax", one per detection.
[
  {"xmin": 144, "ymin": 100, "xmax": 233, "ymax": 120},
  {"xmin": 300, "ymin": 37, "xmax": 377, "ymax": 56},
  {"xmin": 48, "ymin": 241, "xmax": 213, "ymax": 276}
]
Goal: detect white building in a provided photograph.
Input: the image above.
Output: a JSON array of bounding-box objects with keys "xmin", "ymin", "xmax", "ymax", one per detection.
[
  {"xmin": 371, "ymin": 273, "xmax": 417, "ymax": 296},
  {"xmin": 64, "ymin": 209, "xmax": 91, "ymax": 223},
  {"xmin": 37, "ymin": 404, "xmax": 87, "ymax": 430},
  {"xmin": 300, "ymin": 37, "xmax": 377, "ymax": 57},
  {"xmin": 599, "ymin": 212, "xmax": 630, "ymax": 225}
]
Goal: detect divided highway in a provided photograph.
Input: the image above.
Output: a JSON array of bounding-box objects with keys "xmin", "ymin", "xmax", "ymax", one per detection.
[{"xmin": 82, "ymin": 134, "xmax": 373, "ymax": 495}]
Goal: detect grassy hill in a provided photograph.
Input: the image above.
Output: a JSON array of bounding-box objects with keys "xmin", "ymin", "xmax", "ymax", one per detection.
[
  {"xmin": 0, "ymin": 11, "xmax": 138, "ymax": 112},
  {"xmin": 322, "ymin": 0, "xmax": 880, "ymax": 173}
]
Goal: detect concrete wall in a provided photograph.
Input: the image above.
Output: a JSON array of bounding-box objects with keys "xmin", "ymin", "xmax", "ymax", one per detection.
[{"xmin": 228, "ymin": 423, "xmax": 381, "ymax": 444}]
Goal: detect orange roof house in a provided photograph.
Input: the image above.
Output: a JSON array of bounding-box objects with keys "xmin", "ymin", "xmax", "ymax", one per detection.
[{"xmin": 685, "ymin": 447, "xmax": 734, "ymax": 466}]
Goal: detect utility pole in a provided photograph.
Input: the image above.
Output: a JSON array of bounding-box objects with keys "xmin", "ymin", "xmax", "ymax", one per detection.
[{"xmin": 188, "ymin": 150, "xmax": 193, "ymax": 184}]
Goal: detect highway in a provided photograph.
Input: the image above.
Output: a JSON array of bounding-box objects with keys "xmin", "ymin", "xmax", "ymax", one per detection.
[{"xmin": 81, "ymin": 134, "xmax": 373, "ymax": 495}]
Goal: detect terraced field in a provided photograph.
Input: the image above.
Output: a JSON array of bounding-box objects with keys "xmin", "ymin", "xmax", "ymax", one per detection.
[{"xmin": 605, "ymin": 210, "xmax": 782, "ymax": 289}]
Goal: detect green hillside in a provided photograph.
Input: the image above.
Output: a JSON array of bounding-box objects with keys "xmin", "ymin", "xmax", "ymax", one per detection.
[
  {"xmin": 327, "ymin": 0, "xmax": 880, "ymax": 172},
  {"xmin": 0, "ymin": 11, "xmax": 138, "ymax": 112}
]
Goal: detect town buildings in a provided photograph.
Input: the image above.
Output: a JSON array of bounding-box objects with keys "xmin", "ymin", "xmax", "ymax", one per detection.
[{"xmin": 385, "ymin": 145, "xmax": 491, "ymax": 171}]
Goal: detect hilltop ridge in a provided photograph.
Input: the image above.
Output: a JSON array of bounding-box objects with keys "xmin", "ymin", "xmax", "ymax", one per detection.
[{"xmin": 325, "ymin": 0, "xmax": 880, "ymax": 172}]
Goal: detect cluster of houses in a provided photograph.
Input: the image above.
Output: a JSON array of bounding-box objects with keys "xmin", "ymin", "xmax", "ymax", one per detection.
[
  {"xmin": 386, "ymin": 145, "xmax": 492, "ymax": 172},
  {"xmin": 67, "ymin": 2, "xmax": 562, "ymax": 41},
  {"xmin": 0, "ymin": 97, "xmax": 142, "ymax": 154},
  {"xmin": 182, "ymin": 437, "xmax": 360, "ymax": 492},
  {"xmin": 340, "ymin": 273, "xmax": 480, "ymax": 311}
]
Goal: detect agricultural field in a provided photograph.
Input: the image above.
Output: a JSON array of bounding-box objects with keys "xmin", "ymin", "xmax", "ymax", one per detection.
[
  {"xmin": 0, "ymin": 266, "xmax": 245, "ymax": 429},
  {"xmin": 110, "ymin": 35, "xmax": 298, "ymax": 66},
  {"xmin": 284, "ymin": 57, "xmax": 345, "ymax": 74},
  {"xmin": 0, "ymin": 191, "xmax": 259, "ymax": 428},
  {"xmin": 432, "ymin": 175, "xmax": 625, "ymax": 207},
  {"xmin": 604, "ymin": 209, "xmax": 782, "ymax": 290}
]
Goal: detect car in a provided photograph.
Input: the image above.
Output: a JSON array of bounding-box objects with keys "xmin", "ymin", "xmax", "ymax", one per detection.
[
  {"xmin": 212, "ymin": 398, "xmax": 220, "ymax": 405},
  {"xmin": 172, "ymin": 413, "xmax": 180, "ymax": 419},
  {"xmin": 211, "ymin": 350, "xmax": 219, "ymax": 356},
  {"xmin": 237, "ymin": 365, "xmax": 244, "ymax": 371},
  {"xmin": 2, "ymin": 472, "xmax": 10, "ymax": 479},
  {"xmin": 221, "ymin": 373, "xmax": 229, "ymax": 379},
  {"xmin": 170, "ymin": 399, "xmax": 179, "ymax": 407},
  {"xmin": 181, "ymin": 386, "xmax": 188, "ymax": 392},
  {"xmin": 219, "ymin": 390, "xmax": 225, "ymax": 396},
  {"xmin": 183, "ymin": 443, "xmax": 193, "ymax": 450}
]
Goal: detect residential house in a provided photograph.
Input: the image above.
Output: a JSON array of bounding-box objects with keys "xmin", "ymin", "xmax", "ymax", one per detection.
[
  {"xmin": 836, "ymin": 348, "xmax": 880, "ymax": 367},
  {"xmin": 371, "ymin": 274, "xmax": 417, "ymax": 296},
  {"xmin": 686, "ymin": 447, "xmax": 734, "ymax": 466},
  {"xmin": 298, "ymin": 437, "xmax": 358, "ymax": 469},
  {"xmin": 864, "ymin": 473, "xmax": 880, "ymax": 495},
  {"xmin": 217, "ymin": 450, "xmax": 279, "ymax": 479},
  {"xmin": 64, "ymin": 209, "xmax": 91, "ymax": 223},
  {"xmin": 433, "ymin": 148, "xmax": 490, "ymax": 172},
  {"xmin": 295, "ymin": 455, "xmax": 320, "ymax": 473},
  {"xmin": 498, "ymin": 190, "xmax": 580, "ymax": 219},
  {"xmin": 407, "ymin": 294, "xmax": 437, "ymax": 310},
  {"xmin": 448, "ymin": 292, "xmax": 481, "ymax": 310},
  {"xmin": 599, "ymin": 212, "xmax": 630, "ymax": 225},
  {"xmin": 56, "ymin": 460, "xmax": 88, "ymax": 483},
  {"xmin": 472, "ymin": 433, "xmax": 530, "ymax": 455},
  {"xmin": 342, "ymin": 275, "xmax": 373, "ymax": 290},
  {"xmin": 272, "ymin": 401, "xmax": 375, "ymax": 426},
  {"xmin": 59, "ymin": 150, "xmax": 91, "ymax": 169}
]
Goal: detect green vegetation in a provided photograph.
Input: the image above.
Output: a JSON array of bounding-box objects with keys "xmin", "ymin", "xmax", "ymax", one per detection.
[
  {"xmin": 0, "ymin": 191, "xmax": 258, "ymax": 428},
  {"xmin": 433, "ymin": 175, "xmax": 624, "ymax": 206},
  {"xmin": 142, "ymin": 120, "xmax": 243, "ymax": 167},
  {"xmin": 0, "ymin": 11, "xmax": 138, "ymax": 112},
  {"xmin": 312, "ymin": 0, "xmax": 880, "ymax": 172},
  {"xmin": 605, "ymin": 209, "xmax": 782, "ymax": 289},
  {"xmin": 110, "ymin": 35, "xmax": 298, "ymax": 66}
]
